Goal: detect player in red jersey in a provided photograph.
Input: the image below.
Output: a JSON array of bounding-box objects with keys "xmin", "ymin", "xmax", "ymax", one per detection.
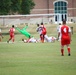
[
  {"xmin": 40, "ymin": 22, "xmax": 47, "ymax": 43},
  {"xmin": 36, "ymin": 23, "xmax": 47, "ymax": 43},
  {"xmin": 7, "ymin": 25, "xmax": 15, "ymax": 43},
  {"xmin": 57, "ymin": 20, "xmax": 71, "ymax": 56}
]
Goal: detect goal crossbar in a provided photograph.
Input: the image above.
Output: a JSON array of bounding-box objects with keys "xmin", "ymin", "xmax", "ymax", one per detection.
[{"xmin": 0, "ymin": 14, "xmax": 56, "ymax": 18}]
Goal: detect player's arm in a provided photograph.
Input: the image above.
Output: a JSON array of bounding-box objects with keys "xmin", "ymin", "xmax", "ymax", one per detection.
[
  {"xmin": 23, "ymin": 25, "xmax": 28, "ymax": 30},
  {"xmin": 13, "ymin": 28, "xmax": 15, "ymax": 32},
  {"xmin": 57, "ymin": 26, "xmax": 61, "ymax": 40},
  {"xmin": 69, "ymin": 32, "xmax": 71, "ymax": 41},
  {"xmin": 69, "ymin": 27, "xmax": 72, "ymax": 41},
  {"xmin": 57, "ymin": 32, "xmax": 60, "ymax": 40},
  {"xmin": 16, "ymin": 27, "xmax": 21, "ymax": 31},
  {"xmin": 36, "ymin": 28, "xmax": 39, "ymax": 32}
]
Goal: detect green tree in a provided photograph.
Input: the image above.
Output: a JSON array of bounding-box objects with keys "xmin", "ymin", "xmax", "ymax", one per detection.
[
  {"xmin": 0, "ymin": 0, "xmax": 11, "ymax": 15},
  {"xmin": 9, "ymin": 0, "xmax": 21, "ymax": 14},
  {"xmin": 0, "ymin": 0, "xmax": 35, "ymax": 15},
  {"xmin": 21, "ymin": 0, "xmax": 35, "ymax": 14}
]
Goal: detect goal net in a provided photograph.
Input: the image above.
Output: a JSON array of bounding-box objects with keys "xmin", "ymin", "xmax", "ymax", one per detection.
[{"xmin": 0, "ymin": 14, "xmax": 55, "ymax": 26}]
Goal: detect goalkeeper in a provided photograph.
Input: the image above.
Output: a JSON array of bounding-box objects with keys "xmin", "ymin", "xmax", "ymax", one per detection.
[{"xmin": 16, "ymin": 25, "xmax": 32, "ymax": 38}]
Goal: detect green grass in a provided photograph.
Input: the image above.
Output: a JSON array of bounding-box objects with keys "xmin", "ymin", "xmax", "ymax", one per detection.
[{"xmin": 0, "ymin": 23, "xmax": 76, "ymax": 75}]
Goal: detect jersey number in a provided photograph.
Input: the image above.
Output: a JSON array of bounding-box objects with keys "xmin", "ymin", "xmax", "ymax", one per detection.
[{"xmin": 63, "ymin": 28, "xmax": 67, "ymax": 33}]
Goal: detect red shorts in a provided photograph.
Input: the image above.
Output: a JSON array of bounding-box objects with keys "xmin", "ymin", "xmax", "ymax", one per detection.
[
  {"xmin": 61, "ymin": 38, "xmax": 70, "ymax": 45},
  {"xmin": 42, "ymin": 31, "xmax": 46, "ymax": 35},
  {"xmin": 10, "ymin": 34, "xmax": 14, "ymax": 39}
]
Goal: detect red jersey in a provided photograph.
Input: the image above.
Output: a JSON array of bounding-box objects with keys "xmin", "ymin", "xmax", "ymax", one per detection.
[
  {"xmin": 9, "ymin": 28, "xmax": 15, "ymax": 35},
  {"xmin": 41, "ymin": 25, "xmax": 47, "ymax": 35},
  {"xmin": 59, "ymin": 25, "xmax": 71, "ymax": 45},
  {"xmin": 60, "ymin": 25, "xmax": 71, "ymax": 39},
  {"xmin": 42, "ymin": 27, "xmax": 47, "ymax": 35}
]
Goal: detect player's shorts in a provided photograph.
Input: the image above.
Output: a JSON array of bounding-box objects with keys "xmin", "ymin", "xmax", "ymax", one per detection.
[
  {"xmin": 61, "ymin": 38, "xmax": 70, "ymax": 45},
  {"xmin": 10, "ymin": 34, "xmax": 14, "ymax": 38},
  {"xmin": 42, "ymin": 31, "xmax": 46, "ymax": 35}
]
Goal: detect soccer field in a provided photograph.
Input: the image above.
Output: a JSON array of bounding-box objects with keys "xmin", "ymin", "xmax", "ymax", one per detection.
[{"xmin": 0, "ymin": 23, "xmax": 76, "ymax": 75}]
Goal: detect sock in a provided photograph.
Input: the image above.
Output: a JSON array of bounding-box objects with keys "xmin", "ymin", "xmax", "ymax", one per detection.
[
  {"xmin": 61, "ymin": 49, "xmax": 64, "ymax": 55},
  {"xmin": 67, "ymin": 47, "xmax": 70, "ymax": 54},
  {"xmin": 12, "ymin": 39, "xmax": 14, "ymax": 42},
  {"xmin": 9, "ymin": 38, "xmax": 11, "ymax": 41}
]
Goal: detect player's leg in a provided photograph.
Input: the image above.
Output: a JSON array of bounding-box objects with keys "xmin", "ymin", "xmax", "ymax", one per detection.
[
  {"xmin": 66, "ymin": 39, "xmax": 71, "ymax": 56},
  {"xmin": 66, "ymin": 44, "xmax": 71, "ymax": 56},
  {"xmin": 12, "ymin": 36, "xmax": 15, "ymax": 43},
  {"xmin": 7, "ymin": 35, "xmax": 12, "ymax": 43},
  {"xmin": 61, "ymin": 45, "xmax": 64, "ymax": 56},
  {"xmin": 61, "ymin": 39, "xmax": 65, "ymax": 56},
  {"xmin": 42, "ymin": 34, "xmax": 45, "ymax": 43},
  {"xmin": 40, "ymin": 34, "xmax": 43, "ymax": 43},
  {"xmin": 44, "ymin": 35, "xmax": 49, "ymax": 42}
]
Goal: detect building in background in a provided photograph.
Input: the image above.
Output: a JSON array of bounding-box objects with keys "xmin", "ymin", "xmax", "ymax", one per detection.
[
  {"xmin": 31, "ymin": 0, "xmax": 76, "ymax": 23},
  {"xmin": 0, "ymin": 0, "xmax": 76, "ymax": 25}
]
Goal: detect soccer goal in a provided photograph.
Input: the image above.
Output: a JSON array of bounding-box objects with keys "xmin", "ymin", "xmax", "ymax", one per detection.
[{"xmin": 0, "ymin": 14, "xmax": 57, "ymax": 26}]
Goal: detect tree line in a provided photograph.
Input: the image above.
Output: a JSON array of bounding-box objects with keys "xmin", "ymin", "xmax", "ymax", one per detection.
[{"xmin": 0, "ymin": 0, "xmax": 35, "ymax": 15}]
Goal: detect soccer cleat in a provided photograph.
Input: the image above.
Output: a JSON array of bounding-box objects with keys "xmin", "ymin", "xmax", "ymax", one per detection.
[
  {"xmin": 7, "ymin": 41, "xmax": 9, "ymax": 43},
  {"xmin": 61, "ymin": 54, "xmax": 64, "ymax": 56},
  {"xmin": 68, "ymin": 53, "xmax": 71, "ymax": 56}
]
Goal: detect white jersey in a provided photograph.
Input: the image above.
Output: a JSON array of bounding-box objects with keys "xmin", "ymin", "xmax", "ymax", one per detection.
[
  {"xmin": 36, "ymin": 26, "xmax": 42, "ymax": 34},
  {"xmin": 57, "ymin": 25, "xmax": 62, "ymax": 32},
  {"xmin": 44, "ymin": 35, "xmax": 56, "ymax": 42},
  {"xmin": 23, "ymin": 37, "xmax": 37, "ymax": 43},
  {"xmin": 29, "ymin": 37, "xmax": 37, "ymax": 43},
  {"xmin": 57, "ymin": 25, "xmax": 62, "ymax": 41}
]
